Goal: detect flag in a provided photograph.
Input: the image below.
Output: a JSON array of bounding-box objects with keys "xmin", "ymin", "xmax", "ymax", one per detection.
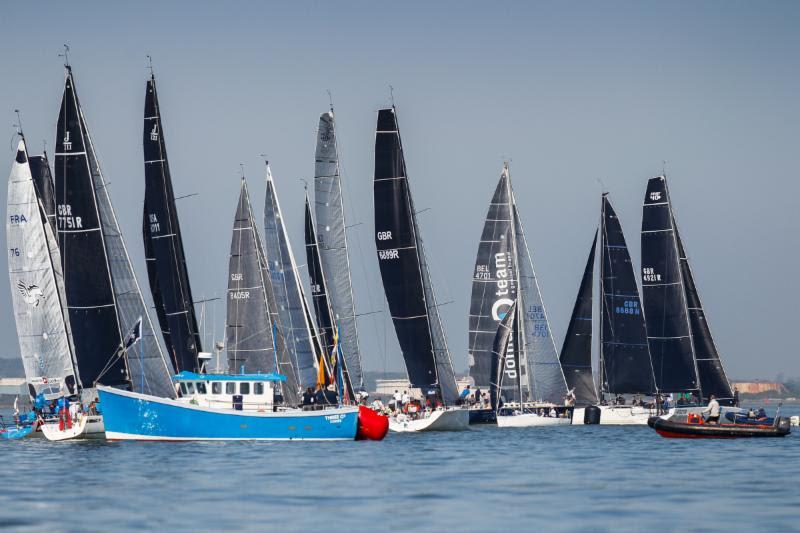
[{"xmin": 123, "ymin": 316, "xmax": 143, "ymax": 350}]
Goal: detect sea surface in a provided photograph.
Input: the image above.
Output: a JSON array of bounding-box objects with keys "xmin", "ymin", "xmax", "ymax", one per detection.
[{"xmin": 2, "ymin": 405, "xmax": 799, "ymax": 532}]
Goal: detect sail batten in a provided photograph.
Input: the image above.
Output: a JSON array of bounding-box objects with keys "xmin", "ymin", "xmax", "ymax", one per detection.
[
  {"xmin": 373, "ymin": 107, "xmax": 458, "ymax": 404},
  {"xmin": 142, "ymin": 74, "xmax": 202, "ymax": 373}
]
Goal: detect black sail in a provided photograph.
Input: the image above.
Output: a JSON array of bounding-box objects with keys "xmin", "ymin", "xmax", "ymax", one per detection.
[
  {"xmin": 676, "ymin": 222, "xmax": 733, "ymax": 403},
  {"xmin": 29, "ymin": 152, "xmax": 56, "ymax": 233},
  {"xmin": 373, "ymin": 107, "xmax": 458, "ymax": 404},
  {"xmin": 600, "ymin": 195, "xmax": 655, "ymax": 395},
  {"xmin": 468, "ymin": 168, "xmax": 514, "ymax": 389},
  {"xmin": 55, "ymin": 67, "xmax": 174, "ymax": 396},
  {"xmin": 559, "ymin": 231, "xmax": 598, "ymax": 405},
  {"xmin": 142, "ymin": 73, "xmax": 203, "ymax": 372},
  {"xmin": 490, "ymin": 300, "xmax": 518, "ymax": 411},
  {"xmin": 641, "ymin": 176, "xmax": 699, "ymax": 394},
  {"xmin": 304, "ymin": 196, "xmax": 354, "ymax": 399}
]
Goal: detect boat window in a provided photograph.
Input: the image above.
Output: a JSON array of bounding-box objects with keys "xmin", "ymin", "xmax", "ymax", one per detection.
[
  {"xmin": 254, "ymin": 382, "xmax": 264, "ymax": 395},
  {"xmin": 179, "ymin": 383, "xmax": 188, "ymax": 395},
  {"xmin": 226, "ymin": 382, "xmax": 235, "ymax": 395},
  {"xmin": 196, "ymin": 382, "xmax": 207, "ymax": 394},
  {"xmin": 186, "ymin": 382, "xmax": 196, "ymax": 394},
  {"xmin": 240, "ymin": 382, "xmax": 250, "ymax": 395},
  {"xmin": 212, "ymin": 382, "xmax": 222, "ymax": 395}
]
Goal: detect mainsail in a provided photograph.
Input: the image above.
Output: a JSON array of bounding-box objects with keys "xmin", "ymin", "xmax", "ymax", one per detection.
[
  {"xmin": 676, "ymin": 227, "xmax": 733, "ymax": 403},
  {"xmin": 640, "ymin": 176, "xmax": 700, "ymax": 394},
  {"xmin": 142, "ymin": 72, "xmax": 202, "ymax": 373},
  {"xmin": 599, "ymin": 194, "xmax": 655, "ymax": 395},
  {"xmin": 7, "ymin": 138, "xmax": 78, "ymax": 395},
  {"xmin": 559, "ymin": 231, "xmax": 599, "ymax": 405},
  {"xmin": 313, "ymin": 111, "xmax": 363, "ymax": 388},
  {"xmin": 373, "ymin": 107, "xmax": 458, "ymax": 404},
  {"xmin": 226, "ymin": 179, "xmax": 300, "ymax": 404},
  {"xmin": 489, "ymin": 300, "xmax": 519, "ymax": 410},
  {"xmin": 262, "ymin": 165, "xmax": 318, "ymax": 388},
  {"xmin": 514, "ymin": 205, "xmax": 568, "ymax": 403},
  {"xmin": 55, "ymin": 66, "xmax": 174, "ymax": 397},
  {"xmin": 28, "ymin": 151, "xmax": 56, "ymax": 234}
]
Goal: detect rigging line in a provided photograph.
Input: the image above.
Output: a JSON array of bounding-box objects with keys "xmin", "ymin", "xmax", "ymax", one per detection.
[{"xmin": 174, "ymin": 193, "xmax": 199, "ymax": 200}]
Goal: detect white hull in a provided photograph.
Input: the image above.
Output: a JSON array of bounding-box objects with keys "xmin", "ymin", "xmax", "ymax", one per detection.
[
  {"xmin": 496, "ymin": 412, "xmax": 572, "ymax": 427},
  {"xmin": 389, "ymin": 408, "xmax": 469, "ymax": 432},
  {"xmin": 573, "ymin": 405, "xmax": 665, "ymax": 425},
  {"xmin": 41, "ymin": 415, "xmax": 105, "ymax": 441}
]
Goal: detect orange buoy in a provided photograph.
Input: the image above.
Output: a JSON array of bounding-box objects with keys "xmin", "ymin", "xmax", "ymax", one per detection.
[{"xmin": 356, "ymin": 405, "xmax": 389, "ymax": 441}]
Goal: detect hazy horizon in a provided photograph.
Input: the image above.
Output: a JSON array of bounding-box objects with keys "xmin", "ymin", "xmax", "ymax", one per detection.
[{"xmin": 1, "ymin": 1, "xmax": 798, "ymax": 381}]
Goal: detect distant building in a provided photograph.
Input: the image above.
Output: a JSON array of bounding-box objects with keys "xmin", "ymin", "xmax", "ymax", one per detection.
[{"xmin": 732, "ymin": 381, "xmax": 786, "ymax": 395}]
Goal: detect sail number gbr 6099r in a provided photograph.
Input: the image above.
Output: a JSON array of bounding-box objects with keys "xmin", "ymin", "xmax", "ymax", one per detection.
[{"xmin": 377, "ymin": 231, "xmax": 399, "ymax": 260}]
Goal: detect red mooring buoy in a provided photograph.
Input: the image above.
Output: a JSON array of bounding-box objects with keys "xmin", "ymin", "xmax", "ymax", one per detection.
[{"xmin": 356, "ymin": 405, "xmax": 389, "ymax": 441}]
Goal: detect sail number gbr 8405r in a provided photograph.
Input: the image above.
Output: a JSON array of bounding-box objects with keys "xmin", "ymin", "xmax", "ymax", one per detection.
[{"xmin": 377, "ymin": 231, "xmax": 399, "ymax": 260}]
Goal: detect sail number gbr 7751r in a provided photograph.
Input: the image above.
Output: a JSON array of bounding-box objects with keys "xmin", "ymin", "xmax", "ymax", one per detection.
[{"xmin": 57, "ymin": 204, "xmax": 83, "ymax": 230}]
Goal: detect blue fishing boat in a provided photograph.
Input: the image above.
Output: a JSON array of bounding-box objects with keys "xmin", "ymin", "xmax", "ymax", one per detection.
[
  {"xmin": 97, "ymin": 372, "xmax": 359, "ymax": 441},
  {"xmin": 0, "ymin": 413, "xmax": 38, "ymax": 440}
]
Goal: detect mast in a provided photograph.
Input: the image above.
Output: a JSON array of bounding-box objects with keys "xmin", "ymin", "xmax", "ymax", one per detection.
[
  {"xmin": 7, "ymin": 137, "xmax": 79, "ymax": 396},
  {"xmin": 262, "ymin": 164, "xmax": 318, "ymax": 388},
  {"xmin": 313, "ymin": 110, "xmax": 364, "ymax": 388},
  {"xmin": 373, "ymin": 107, "xmax": 458, "ymax": 405},
  {"xmin": 142, "ymin": 71, "xmax": 203, "ymax": 373},
  {"xmin": 55, "ymin": 66, "xmax": 175, "ymax": 397},
  {"xmin": 305, "ymin": 194, "xmax": 355, "ymax": 400},
  {"xmin": 599, "ymin": 194, "xmax": 656, "ymax": 396},
  {"xmin": 641, "ymin": 176, "xmax": 701, "ymax": 396},
  {"xmin": 559, "ymin": 231, "xmax": 599, "ymax": 405}
]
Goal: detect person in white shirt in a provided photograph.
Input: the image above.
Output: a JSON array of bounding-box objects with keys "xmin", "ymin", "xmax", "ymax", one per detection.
[
  {"xmin": 392, "ymin": 390, "xmax": 402, "ymax": 412},
  {"xmin": 401, "ymin": 391, "xmax": 410, "ymax": 407},
  {"xmin": 702, "ymin": 394, "xmax": 720, "ymax": 424}
]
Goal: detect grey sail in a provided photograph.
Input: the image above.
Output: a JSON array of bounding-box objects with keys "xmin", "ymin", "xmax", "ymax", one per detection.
[
  {"xmin": 514, "ymin": 204, "xmax": 568, "ymax": 403},
  {"xmin": 313, "ymin": 111, "xmax": 363, "ymax": 388},
  {"xmin": 7, "ymin": 138, "xmax": 79, "ymax": 396},
  {"xmin": 226, "ymin": 179, "xmax": 300, "ymax": 405},
  {"xmin": 56, "ymin": 67, "xmax": 174, "ymax": 398},
  {"xmin": 675, "ymin": 227, "xmax": 733, "ymax": 404},
  {"xmin": 468, "ymin": 167, "xmax": 515, "ymax": 389},
  {"xmin": 262, "ymin": 165, "xmax": 318, "ymax": 388}
]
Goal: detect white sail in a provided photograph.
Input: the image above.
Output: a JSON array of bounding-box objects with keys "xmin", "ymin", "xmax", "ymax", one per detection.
[{"xmin": 7, "ymin": 139, "xmax": 78, "ymax": 395}]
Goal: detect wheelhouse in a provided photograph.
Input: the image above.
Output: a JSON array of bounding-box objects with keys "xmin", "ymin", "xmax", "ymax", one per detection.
[{"xmin": 171, "ymin": 371, "xmax": 287, "ymax": 412}]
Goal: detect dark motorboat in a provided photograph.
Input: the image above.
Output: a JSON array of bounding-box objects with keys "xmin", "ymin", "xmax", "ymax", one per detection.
[{"xmin": 649, "ymin": 413, "xmax": 791, "ymax": 438}]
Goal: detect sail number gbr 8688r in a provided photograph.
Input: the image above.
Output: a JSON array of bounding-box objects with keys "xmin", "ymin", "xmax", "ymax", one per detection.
[{"xmin": 377, "ymin": 231, "xmax": 399, "ymax": 260}]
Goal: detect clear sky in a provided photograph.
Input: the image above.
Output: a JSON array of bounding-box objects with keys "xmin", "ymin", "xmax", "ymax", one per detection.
[{"xmin": 1, "ymin": 1, "xmax": 798, "ymax": 380}]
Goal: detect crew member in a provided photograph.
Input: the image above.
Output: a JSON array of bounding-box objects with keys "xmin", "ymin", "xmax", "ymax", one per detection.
[{"xmin": 702, "ymin": 394, "xmax": 720, "ymax": 424}]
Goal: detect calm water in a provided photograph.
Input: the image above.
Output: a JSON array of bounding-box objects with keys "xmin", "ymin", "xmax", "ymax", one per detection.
[{"xmin": 2, "ymin": 406, "xmax": 799, "ymax": 532}]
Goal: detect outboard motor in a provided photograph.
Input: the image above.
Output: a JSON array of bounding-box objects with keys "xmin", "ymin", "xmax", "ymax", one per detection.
[
  {"xmin": 777, "ymin": 417, "xmax": 791, "ymax": 432},
  {"xmin": 584, "ymin": 405, "xmax": 601, "ymax": 425}
]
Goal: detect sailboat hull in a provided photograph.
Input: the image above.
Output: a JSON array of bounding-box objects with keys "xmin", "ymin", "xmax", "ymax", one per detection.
[
  {"xmin": 573, "ymin": 405, "xmax": 666, "ymax": 425},
  {"xmin": 496, "ymin": 412, "xmax": 572, "ymax": 427},
  {"xmin": 98, "ymin": 386, "xmax": 358, "ymax": 441},
  {"xmin": 40, "ymin": 415, "xmax": 105, "ymax": 441},
  {"xmin": 389, "ymin": 408, "xmax": 469, "ymax": 432}
]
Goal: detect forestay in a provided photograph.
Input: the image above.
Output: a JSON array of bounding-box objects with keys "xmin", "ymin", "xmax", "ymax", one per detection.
[
  {"xmin": 313, "ymin": 112, "xmax": 363, "ymax": 388},
  {"xmin": 7, "ymin": 139, "xmax": 78, "ymax": 395}
]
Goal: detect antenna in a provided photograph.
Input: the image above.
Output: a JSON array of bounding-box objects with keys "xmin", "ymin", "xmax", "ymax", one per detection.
[
  {"xmin": 389, "ymin": 85, "xmax": 395, "ymax": 108},
  {"xmin": 661, "ymin": 160, "xmax": 667, "ymax": 177},
  {"xmin": 146, "ymin": 55, "xmax": 154, "ymax": 77},
  {"xmin": 13, "ymin": 109, "xmax": 23, "ymax": 138},
  {"xmin": 239, "ymin": 163, "xmax": 245, "ymax": 180},
  {"xmin": 258, "ymin": 153, "xmax": 269, "ymax": 167},
  {"xmin": 58, "ymin": 44, "xmax": 71, "ymax": 67},
  {"xmin": 596, "ymin": 177, "xmax": 608, "ymax": 194},
  {"xmin": 299, "ymin": 178, "xmax": 309, "ymax": 191},
  {"xmin": 326, "ymin": 89, "xmax": 334, "ymax": 113},
  {"xmin": 42, "ymin": 139, "xmax": 47, "ymax": 155}
]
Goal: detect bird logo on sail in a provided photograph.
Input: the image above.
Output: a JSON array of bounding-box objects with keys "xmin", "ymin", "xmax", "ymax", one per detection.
[{"xmin": 17, "ymin": 281, "xmax": 44, "ymax": 307}]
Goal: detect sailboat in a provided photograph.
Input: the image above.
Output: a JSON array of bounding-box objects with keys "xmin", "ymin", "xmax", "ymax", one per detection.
[
  {"xmin": 312, "ymin": 110, "xmax": 364, "ymax": 391},
  {"xmin": 262, "ymin": 165, "xmax": 319, "ymax": 389},
  {"xmin": 48, "ymin": 64, "xmax": 176, "ymax": 439},
  {"xmin": 468, "ymin": 163, "xmax": 570, "ymax": 426},
  {"xmin": 564, "ymin": 194, "xmax": 664, "ymax": 425},
  {"xmin": 373, "ymin": 106, "xmax": 467, "ymax": 432},
  {"xmin": 6, "ymin": 136, "xmax": 79, "ymax": 438},
  {"xmin": 142, "ymin": 71, "xmax": 204, "ymax": 373},
  {"xmin": 641, "ymin": 175, "xmax": 735, "ymax": 410}
]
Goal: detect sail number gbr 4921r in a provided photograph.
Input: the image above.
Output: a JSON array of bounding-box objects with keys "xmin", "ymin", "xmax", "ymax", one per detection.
[{"xmin": 377, "ymin": 231, "xmax": 399, "ymax": 260}]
